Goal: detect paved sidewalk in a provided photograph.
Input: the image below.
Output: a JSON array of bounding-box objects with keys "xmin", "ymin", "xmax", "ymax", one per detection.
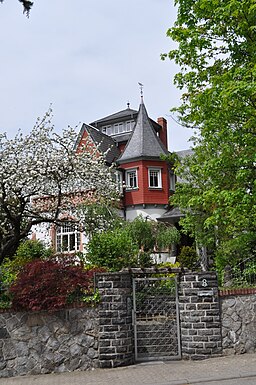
[{"xmin": 1, "ymin": 353, "xmax": 256, "ymax": 385}]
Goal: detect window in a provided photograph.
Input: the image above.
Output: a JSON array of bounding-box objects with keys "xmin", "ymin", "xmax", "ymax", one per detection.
[
  {"xmin": 126, "ymin": 120, "xmax": 135, "ymax": 132},
  {"xmin": 170, "ymin": 171, "xmax": 176, "ymax": 191},
  {"xmin": 148, "ymin": 168, "xmax": 162, "ymax": 188},
  {"xmin": 101, "ymin": 120, "xmax": 135, "ymax": 136},
  {"xmin": 101, "ymin": 125, "xmax": 112, "ymax": 135},
  {"xmin": 125, "ymin": 169, "xmax": 138, "ymax": 189},
  {"xmin": 56, "ymin": 224, "xmax": 81, "ymax": 253},
  {"xmin": 114, "ymin": 123, "xmax": 124, "ymax": 134}
]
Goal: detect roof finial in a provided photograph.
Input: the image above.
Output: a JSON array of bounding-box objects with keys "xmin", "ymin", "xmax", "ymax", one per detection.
[
  {"xmin": 138, "ymin": 82, "xmax": 144, "ymax": 101},
  {"xmin": 127, "ymin": 101, "xmax": 130, "ymax": 109}
]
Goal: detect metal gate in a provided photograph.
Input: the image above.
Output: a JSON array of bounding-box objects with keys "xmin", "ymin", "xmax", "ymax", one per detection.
[{"xmin": 132, "ymin": 276, "xmax": 181, "ymax": 361}]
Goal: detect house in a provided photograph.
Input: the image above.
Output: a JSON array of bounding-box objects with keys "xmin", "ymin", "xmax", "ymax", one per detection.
[
  {"xmin": 77, "ymin": 95, "xmax": 174, "ymax": 222},
  {"xmin": 34, "ymin": 95, "xmax": 190, "ymax": 260}
]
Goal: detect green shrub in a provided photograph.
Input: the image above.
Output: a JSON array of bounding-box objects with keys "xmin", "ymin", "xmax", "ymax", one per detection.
[
  {"xmin": 87, "ymin": 228, "xmax": 139, "ymax": 271},
  {"xmin": 0, "ymin": 239, "xmax": 53, "ymax": 288},
  {"xmin": 177, "ymin": 246, "xmax": 199, "ymax": 270}
]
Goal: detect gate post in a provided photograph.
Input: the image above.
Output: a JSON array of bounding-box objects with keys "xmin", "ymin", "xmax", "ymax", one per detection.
[
  {"xmin": 178, "ymin": 272, "xmax": 222, "ymax": 360},
  {"xmin": 97, "ymin": 272, "xmax": 134, "ymax": 368}
]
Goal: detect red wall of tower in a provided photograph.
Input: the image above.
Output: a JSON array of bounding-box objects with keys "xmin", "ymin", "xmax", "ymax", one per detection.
[{"xmin": 122, "ymin": 160, "xmax": 170, "ymax": 207}]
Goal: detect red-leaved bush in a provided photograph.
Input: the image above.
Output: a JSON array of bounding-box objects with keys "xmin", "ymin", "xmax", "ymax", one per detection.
[{"xmin": 10, "ymin": 259, "xmax": 104, "ymax": 311}]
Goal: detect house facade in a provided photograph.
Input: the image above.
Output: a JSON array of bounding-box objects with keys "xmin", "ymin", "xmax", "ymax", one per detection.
[
  {"xmin": 33, "ymin": 96, "xmax": 187, "ymax": 259},
  {"xmin": 77, "ymin": 96, "xmax": 175, "ymax": 222}
]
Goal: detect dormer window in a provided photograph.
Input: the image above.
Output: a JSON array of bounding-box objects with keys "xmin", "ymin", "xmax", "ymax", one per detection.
[
  {"xmin": 126, "ymin": 120, "xmax": 135, "ymax": 132},
  {"xmin": 125, "ymin": 169, "xmax": 138, "ymax": 190},
  {"xmin": 148, "ymin": 168, "xmax": 162, "ymax": 189},
  {"xmin": 114, "ymin": 123, "xmax": 124, "ymax": 134},
  {"xmin": 101, "ymin": 120, "xmax": 135, "ymax": 137}
]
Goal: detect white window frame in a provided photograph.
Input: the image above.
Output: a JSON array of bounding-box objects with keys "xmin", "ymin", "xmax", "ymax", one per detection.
[
  {"xmin": 126, "ymin": 120, "xmax": 135, "ymax": 132},
  {"xmin": 102, "ymin": 121, "xmax": 135, "ymax": 137},
  {"xmin": 148, "ymin": 168, "xmax": 162, "ymax": 189},
  {"xmin": 125, "ymin": 168, "xmax": 138, "ymax": 190},
  {"xmin": 56, "ymin": 223, "xmax": 81, "ymax": 253}
]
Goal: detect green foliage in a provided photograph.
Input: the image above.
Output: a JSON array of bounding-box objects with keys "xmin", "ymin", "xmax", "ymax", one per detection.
[
  {"xmin": 87, "ymin": 216, "xmax": 180, "ymax": 271},
  {"xmin": 218, "ymin": 257, "xmax": 256, "ymax": 288},
  {"xmin": 0, "ymin": 291, "xmax": 12, "ymax": 309},
  {"xmin": 86, "ymin": 216, "xmax": 181, "ymax": 271},
  {"xmin": 126, "ymin": 215, "xmax": 180, "ymax": 254},
  {"xmin": 154, "ymin": 261, "xmax": 181, "ymax": 283},
  {"xmin": 0, "ymin": 239, "xmax": 53, "ymax": 288},
  {"xmin": 155, "ymin": 223, "xmax": 181, "ymax": 251},
  {"xmin": 177, "ymin": 246, "xmax": 199, "ymax": 270},
  {"xmin": 126, "ymin": 215, "xmax": 155, "ymax": 252},
  {"xmin": 87, "ymin": 228, "xmax": 139, "ymax": 271},
  {"xmin": 157, "ymin": 261, "xmax": 181, "ymax": 270},
  {"xmin": 164, "ymin": 0, "xmax": 256, "ymax": 268}
]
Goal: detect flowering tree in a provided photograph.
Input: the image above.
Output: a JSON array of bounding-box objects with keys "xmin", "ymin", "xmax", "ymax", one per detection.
[{"xmin": 0, "ymin": 109, "xmax": 119, "ymax": 262}]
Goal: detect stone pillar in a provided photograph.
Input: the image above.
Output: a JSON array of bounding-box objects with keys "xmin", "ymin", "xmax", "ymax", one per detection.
[
  {"xmin": 179, "ymin": 272, "xmax": 222, "ymax": 360},
  {"xmin": 97, "ymin": 272, "xmax": 134, "ymax": 368}
]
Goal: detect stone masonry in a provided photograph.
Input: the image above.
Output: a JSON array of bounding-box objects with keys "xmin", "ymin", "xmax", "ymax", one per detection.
[
  {"xmin": 221, "ymin": 294, "xmax": 256, "ymax": 354},
  {"xmin": 0, "ymin": 271, "xmax": 227, "ymax": 378},
  {"xmin": 179, "ymin": 272, "xmax": 222, "ymax": 360},
  {"xmin": 0, "ymin": 307, "xmax": 99, "ymax": 378},
  {"xmin": 97, "ymin": 272, "xmax": 134, "ymax": 368}
]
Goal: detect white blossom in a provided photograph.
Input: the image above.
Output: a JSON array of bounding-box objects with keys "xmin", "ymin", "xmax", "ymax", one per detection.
[{"xmin": 0, "ymin": 109, "xmax": 120, "ymax": 261}]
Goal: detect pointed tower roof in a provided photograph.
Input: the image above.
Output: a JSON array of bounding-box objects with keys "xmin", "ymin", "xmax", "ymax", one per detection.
[{"xmin": 117, "ymin": 98, "xmax": 169, "ymax": 164}]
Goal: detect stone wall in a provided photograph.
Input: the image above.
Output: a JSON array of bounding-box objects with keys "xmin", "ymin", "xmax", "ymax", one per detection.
[
  {"xmin": 221, "ymin": 293, "xmax": 256, "ymax": 354},
  {"xmin": 0, "ymin": 271, "xmax": 233, "ymax": 378},
  {"xmin": 179, "ymin": 272, "xmax": 222, "ymax": 360},
  {"xmin": 97, "ymin": 272, "xmax": 134, "ymax": 368},
  {"xmin": 0, "ymin": 307, "xmax": 99, "ymax": 378}
]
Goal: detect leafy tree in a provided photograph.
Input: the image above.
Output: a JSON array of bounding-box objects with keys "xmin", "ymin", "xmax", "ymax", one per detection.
[
  {"xmin": 126, "ymin": 215, "xmax": 155, "ymax": 252},
  {"xmin": 0, "ymin": 0, "xmax": 33, "ymax": 16},
  {"xmin": 155, "ymin": 221, "xmax": 181, "ymax": 252},
  {"xmin": 126, "ymin": 215, "xmax": 180, "ymax": 254},
  {"xmin": 0, "ymin": 109, "xmax": 119, "ymax": 262},
  {"xmin": 163, "ymin": 0, "xmax": 256, "ymax": 269}
]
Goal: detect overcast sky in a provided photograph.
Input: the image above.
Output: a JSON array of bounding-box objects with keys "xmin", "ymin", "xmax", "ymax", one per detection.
[{"xmin": 0, "ymin": 0, "xmax": 192, "ymax": 151}]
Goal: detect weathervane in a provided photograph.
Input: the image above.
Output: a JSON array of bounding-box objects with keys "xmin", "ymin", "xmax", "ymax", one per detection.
[{"xmin": 138, "ymin": 82, "xmax": 144, "ymax": 98}]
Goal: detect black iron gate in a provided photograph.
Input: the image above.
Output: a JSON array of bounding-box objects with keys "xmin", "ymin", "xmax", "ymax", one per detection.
[{"xmin": 132, "ymin": 276, "xmax": 181, "ymax": 361}]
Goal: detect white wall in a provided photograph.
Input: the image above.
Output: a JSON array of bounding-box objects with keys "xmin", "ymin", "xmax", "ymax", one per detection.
[{"xmin": 125, "ymin": 206, "xmax": 166, "ymax": 222}]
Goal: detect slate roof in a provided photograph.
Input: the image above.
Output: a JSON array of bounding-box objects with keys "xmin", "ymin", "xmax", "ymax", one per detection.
[
  {"xmin": 157, "ymin": 207, "xmax": 185, "ymax": 224},
  {"xmin": 90, "ymin": 107, "xmax": 138, "ymax": 126},
  {"xmin": 77, "ymin": 123, "xmax": 120, "ymax": 165},
  {"xmin": 117, "ymin": 98, "xmax": 169, "ymax": 164}
]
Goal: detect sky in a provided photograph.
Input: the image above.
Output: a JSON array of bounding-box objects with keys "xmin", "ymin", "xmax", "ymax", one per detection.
[{"xmin": 0, "ymin": 0, "xmax": 193, "ymax": 151}]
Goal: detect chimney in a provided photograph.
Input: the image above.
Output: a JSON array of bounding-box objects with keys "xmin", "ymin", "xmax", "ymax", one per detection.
[{"xmin": 157, "ymin": 117, "xmax": 168, "ymax": 150}]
